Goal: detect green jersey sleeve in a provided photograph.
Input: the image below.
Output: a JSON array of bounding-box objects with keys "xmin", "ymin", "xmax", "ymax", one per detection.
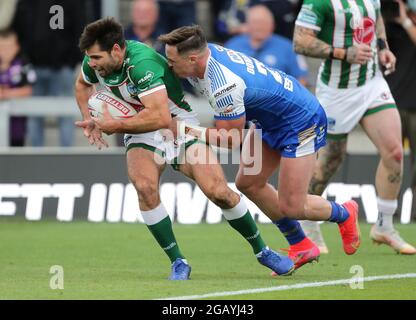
[
  {"xmin": 127, "ymin": 59, "xmax": 166, "ymax": 98},
  {"xmin": 295, "ymin": 0, "xmax": 330, "ymax": 32},
  {"xmin": 81, "ymin": 56, "xmax": 99, "ymax": 84}
]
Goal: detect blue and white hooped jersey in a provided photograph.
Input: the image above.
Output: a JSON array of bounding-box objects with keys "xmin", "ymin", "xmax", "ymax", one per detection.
[{"xmin": 187, "ymin": 43, "xmax": 327, "ymax": 157}]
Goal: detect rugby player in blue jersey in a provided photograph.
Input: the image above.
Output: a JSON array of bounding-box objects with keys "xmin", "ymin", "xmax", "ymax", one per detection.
[{"xmin": 159, "ymin": 26, "xmax": 361, "ymax": 270}]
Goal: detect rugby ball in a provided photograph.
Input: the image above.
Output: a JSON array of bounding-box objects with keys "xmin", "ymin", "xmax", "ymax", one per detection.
[{"xmin": 88, "ymin": 90, "xmax": 142, "ymax": 119}]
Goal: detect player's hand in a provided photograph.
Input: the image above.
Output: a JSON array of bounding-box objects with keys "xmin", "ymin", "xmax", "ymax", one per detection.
[
  {"xmin": 379, "ymin": 49, "xmax": 396, "ymax": 75},
  {"xmin": 160, "ymin": 118, "xmax": 180, "ymax": 143},
  {"xmin": 91, "ymin": 103, "xmax": 121, "ymax": 135},
  {"xmin": 75, "ymin": 118, "xmax": 109, "ymax": 150},
  {"xmin": 346, "ymin": 43, "xmax": 373, "ymax": 64}
]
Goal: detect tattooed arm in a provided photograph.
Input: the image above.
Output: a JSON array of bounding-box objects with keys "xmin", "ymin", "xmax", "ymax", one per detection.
[
  {"xmin": 293, "ymin": 26, "xmax": 332, "ymax": 59},
  {"xmin": 293, "ymin": 25, "xmax": 373, "ymax": 65}
]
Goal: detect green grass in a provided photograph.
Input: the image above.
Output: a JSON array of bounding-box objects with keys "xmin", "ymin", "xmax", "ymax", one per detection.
[{"xmin": 0, "ymin": 220, "xmax": 415, "ymax": 300}]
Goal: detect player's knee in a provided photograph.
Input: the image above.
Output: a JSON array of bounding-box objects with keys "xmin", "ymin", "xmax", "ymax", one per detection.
[
  {"xmin": 383, "ymin": 143, "xmax": 403, "ymax": 166},
  {"xmin": 236, "ymin": 178, "xmax": 262, "ymax": 196},
  {"xmin": 134, "ymin": 180, "xmax": 159, "ymax": 207},
  {"xmin": 205, "ymin": 186, "xmax": 235, "ymax": 208},
  {"xmin": 391, "ymin": 145, "xmax": 403, "ymax": 164}
]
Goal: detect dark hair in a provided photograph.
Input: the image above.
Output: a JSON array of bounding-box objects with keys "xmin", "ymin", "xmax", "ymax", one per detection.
[
  {"xmin": 79, "ymin": 17, "xmax": 125, "ymax": 53},
  {"xmin": 158, "ymin": 25, "xmax": 207, "ymax": 55},
  {"xmin": 0, "ymin": 28, "xmax": 17, "ymax": 39}
]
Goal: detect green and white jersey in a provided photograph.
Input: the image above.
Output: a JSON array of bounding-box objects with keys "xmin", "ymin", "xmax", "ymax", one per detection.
[
  {"xmin": 296, "ymin": 0, "xmax": 381, "ymax": 88},
  {"xmin": 81, "ymin": 40, "xmax": 196, "ymax": 120}
]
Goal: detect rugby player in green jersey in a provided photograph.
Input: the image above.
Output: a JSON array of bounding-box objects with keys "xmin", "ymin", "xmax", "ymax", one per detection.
[{"xmin": 294, "ymin": 0, "xmax": 415, "ymax": 254}]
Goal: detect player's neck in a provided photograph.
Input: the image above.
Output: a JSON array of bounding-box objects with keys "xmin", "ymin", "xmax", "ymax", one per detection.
[
  {"xmin": 116, "ymin": 48, "xmax": 127, "ymax": 71},
  {"xmin": 196, "ymin": 48, "xmax": 210, "ymax": 79}
]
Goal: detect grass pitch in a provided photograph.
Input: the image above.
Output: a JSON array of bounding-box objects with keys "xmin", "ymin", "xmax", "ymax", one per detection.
[{"xmin": 0, "ymin": 220, "xmax": 415, "ymax": 300}]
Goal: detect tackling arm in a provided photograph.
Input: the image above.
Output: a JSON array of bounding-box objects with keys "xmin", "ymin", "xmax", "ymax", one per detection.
[{"xmin": 181, "ymin": 115, "xmax": 246, "ymax": 149}]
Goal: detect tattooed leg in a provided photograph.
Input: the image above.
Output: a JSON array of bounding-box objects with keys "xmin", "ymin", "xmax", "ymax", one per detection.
[
  {"xmin": 361, "ymin": 108, "xmax": 403, "ymax": 199},
  {"xmin": 309, "ymin": 138, "xmax": 348, "ymax": 196}
]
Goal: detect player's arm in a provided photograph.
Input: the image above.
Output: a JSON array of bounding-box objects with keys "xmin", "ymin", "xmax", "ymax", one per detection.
[
  {"xmin": 294, "ymin": 0, "xmax": 372, "ymax": 65},
  {"xmin": 293, "ymin": 26, "xmax": 372, "ymax": 65},
  {"xmin": 180, "ymin": 115, "xmax": 246, "ymax": 149},
  {"xmin": 74, "ymin": 71, "xmax": 109, "ymax": 149},
  {"xmin": 93, "ymin": 59, "xmax": 172, "ymax": 134},
  {"xmin": 375, "ymin": 12, "xmax": 396, "ymax": 75},
  {"xmin": 94, "ymin": 88, "xmax": 172, "ymax": 134}
]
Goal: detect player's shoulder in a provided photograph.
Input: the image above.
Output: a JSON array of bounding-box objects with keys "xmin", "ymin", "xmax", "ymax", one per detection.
[{"xmin": 125, "ymin": 40, "xmax": 166, "ymax": 68}]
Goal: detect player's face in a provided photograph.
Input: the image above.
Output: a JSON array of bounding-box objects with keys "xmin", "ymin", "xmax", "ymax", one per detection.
[
  {"xmin": 86, "ymin": 43, "xmax": 119, "ymax": 77},
  {"xmin": 165, "ymin": 44, "xmax": 195, "ymax": 78}
]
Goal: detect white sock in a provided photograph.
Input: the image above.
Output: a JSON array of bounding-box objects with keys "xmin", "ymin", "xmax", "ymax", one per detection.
[
  {"xmin": 376, "ymin": 197, "xmax": 397, "ymax": 231},
  {"xmin": 222, "ymin": 195, "xmax": 248, "ymax": 221},
  {"xmin": 141, "ymin": 202, "xmax": 169, "ymax": 226}
]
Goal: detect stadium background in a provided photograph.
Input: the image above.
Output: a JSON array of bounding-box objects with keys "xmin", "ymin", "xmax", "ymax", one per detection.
[
  {"xmin": 0, "ymin": 0, "xmax": 415, "ymax": 302},
  {"xmin": 0, "ymin": 0, "xmax": 414, "ymax": 224}
]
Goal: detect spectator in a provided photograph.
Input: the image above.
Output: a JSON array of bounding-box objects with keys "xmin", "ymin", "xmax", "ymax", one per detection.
[
  {"xmin": 385, "ymin": 0, "xmax": 416, "ymax": 220},
  {"xmin": 254, "ymin": 0, "xmax": 300, "ymax": 40},
  {"xmin": 0, "ymin": 29, "xmax": 36, "ymax": 146},
  {"xmin": 125, "ymin": 0, "xmax": 164, "ymax": 54},
  {"xmin": 225, "ymin": 5, "xmax": 308, "ymax": 85},
  {"xmin": 0, "ymin": 0, "xmax": 18, "ymax": 31},
  {"xmin": 12, "ymin": 0, "xmax": 86, "ymax": 147},
  {"xmin": 157, "ymin": 0, "xmax": 197, "ymax": 35}
]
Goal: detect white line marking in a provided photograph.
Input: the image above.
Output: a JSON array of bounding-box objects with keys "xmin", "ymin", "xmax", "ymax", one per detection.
[{"xmin": 158, "ymin": 273, "xmax": 416, "ymax": 300}]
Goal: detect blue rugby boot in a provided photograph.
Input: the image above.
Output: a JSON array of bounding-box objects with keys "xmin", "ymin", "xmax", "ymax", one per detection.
[
  {"xmin": 257, "ymin": 247, "xmax": 295, "ymax": 276},
  {"xmin": 169, "ymin": 258, "xmax": 191, "ymax": 280}
]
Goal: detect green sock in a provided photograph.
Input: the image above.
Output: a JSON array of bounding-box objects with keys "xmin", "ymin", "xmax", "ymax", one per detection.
[
  {"xmin": 226, "ymin": 211, "xmax": 267, "ymax": 254},
  {"xmin": 146, "ymin": 216, "xmax": 185, "ymax": 263}
]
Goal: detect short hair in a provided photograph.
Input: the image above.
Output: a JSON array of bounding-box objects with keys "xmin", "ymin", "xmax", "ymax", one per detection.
[
  {"xmin": 0, "ymin": 28, "xmax": 17, "ymax": 39},
  {"xmin": 158, "ymin": 25, "xmax": 207, "ymax": 55},
  {"xmin": 79, "ymin": 17, "xmax": 125, "ymax": 53}
]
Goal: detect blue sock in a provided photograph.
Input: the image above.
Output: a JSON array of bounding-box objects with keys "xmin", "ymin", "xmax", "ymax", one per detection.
[
  {"xmin": 328, "ymin": 201, "xmax": 350, "ymax": 223},
  {"xmin": 273, "ymin": 218, "xmax": 306, "ymax": 245}
]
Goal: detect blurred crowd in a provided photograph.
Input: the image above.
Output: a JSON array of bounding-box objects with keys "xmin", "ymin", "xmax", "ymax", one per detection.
[{"xmin": 0, "ymin": 0, "xmax": 414, "ymax": 150}]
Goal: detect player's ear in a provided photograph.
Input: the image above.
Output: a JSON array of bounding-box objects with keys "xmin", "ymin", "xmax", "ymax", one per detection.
[
  {"xmin": 189, "ymin": 54, "xmax": 198, "ymax": 64},
  {"xmin": 111, "ymin": 43, "xmax": 122, "ymax": 57}
]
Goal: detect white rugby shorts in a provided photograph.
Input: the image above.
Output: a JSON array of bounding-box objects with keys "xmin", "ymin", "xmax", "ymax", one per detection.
[{"xmin": 316, "ymin": 75, "xmax": 396, "ymax": 135}]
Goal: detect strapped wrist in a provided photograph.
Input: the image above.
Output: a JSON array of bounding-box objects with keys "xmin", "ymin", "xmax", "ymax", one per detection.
[
  {"xmin": 182, "ymin": 123, "xmax": 207, "ymax": 143},
  {"xmin": 377, "ymin": 38, "xmax": 388, "ymax": 51},
  {"xmin": 329, "ymin": 47, "xmax": 347, "ymax": 60}
]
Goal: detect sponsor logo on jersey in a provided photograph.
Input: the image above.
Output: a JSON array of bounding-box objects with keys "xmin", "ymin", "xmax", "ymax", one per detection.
[
  {"xmin": 222, "ymin": 104, "xmax": 235, "ymax": 114},
  {"xmin": 137, "ymin": 71, "xmax": 154, "ymax": 88},
  {"xmin": 127, "ymin": 83, "xmax": 139, "ymax": 96},
  {"xmin": 381, "ymin": 92, "xmax": 391, "ymax": 100},
  {"xmin": 353, "ymin": 17, "xmax": 375, "ymax": 45},
  {"xmin": 328, "ymin": 117, "xmax": 336, "ymax": 130},
  {"xmin": 108, "ymin": 77, "xmax": 120, "ymax": 84},
  {"xmin": 214, "ymin": 83, "xmax": 237, "ymax": 98}
]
